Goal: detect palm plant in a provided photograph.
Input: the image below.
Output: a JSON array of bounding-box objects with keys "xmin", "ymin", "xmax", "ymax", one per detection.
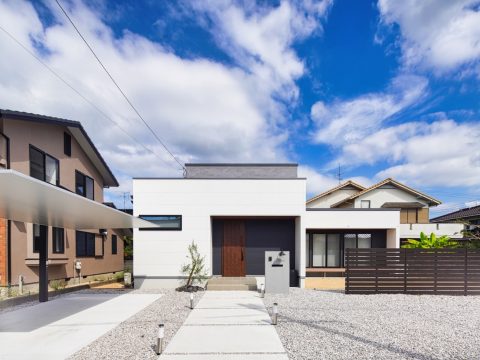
[{"xmin": 402, "ymin": 231, "xmax": 458, "ymax": 249}]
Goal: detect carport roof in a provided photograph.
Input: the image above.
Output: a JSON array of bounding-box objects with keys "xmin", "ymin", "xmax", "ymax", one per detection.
[{"xmin": 0, "ymin": 170, "xmax": 156, "ymax": 229}]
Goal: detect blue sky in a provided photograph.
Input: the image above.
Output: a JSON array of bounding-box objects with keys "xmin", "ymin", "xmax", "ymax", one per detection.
[{"xmin": 0, "ymin": 0, "xmax": 479, "ymax": 215}]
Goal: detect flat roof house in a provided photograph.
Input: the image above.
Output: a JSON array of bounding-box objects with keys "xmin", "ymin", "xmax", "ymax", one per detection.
[
  {"xmin": 0, "ymin": 110, "xmax": 129, "ymax": 297},
  {"xmin": 133, "ymin": 164, "xmax": 464, "ymax": 289}
]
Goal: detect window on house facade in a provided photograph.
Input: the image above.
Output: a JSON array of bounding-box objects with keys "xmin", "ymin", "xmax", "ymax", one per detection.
[
  {"xmin": 139, "ymin": 215, "xmax": 182, "ymax": 230},
  {"xmin": 52, "ymin": 227, "xmax": 65, "ymax": 253},
  {"xmin": 76, "ymin": 231, "xmax": 96, "ymax": 257},
  {"xmin": 29, "ymin": 146, "xmax": 59, "ymax": 185},
  {"xmin": 33, "ymin": 224, "xmax": 48, "ymax": 253},
  {"xmin": 308, "ymin": 232, "xmax": 375, "ymax": 268},
  {"xmin": 360, "ymin": 200, "xmax": 371, "ymax": 208},
  {"xmin": 0, "ymin": 133, "xmax": 8, "ymax": 168},
  {"xmin": 112, "ymin": 234, "xmax": 117, "ymax": 254},
  {"xmin": 64, "ymin": 132, "xmax": 72, "ymax": 156},
  {"xmin": 75, "ymin": 170, "xmax": 94, "ymax": 200}
]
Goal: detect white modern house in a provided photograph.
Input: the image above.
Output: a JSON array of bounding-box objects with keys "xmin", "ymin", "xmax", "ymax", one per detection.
[{"xmin": 133, "ymin": 163, "xmax": 463, "ymax": 289}]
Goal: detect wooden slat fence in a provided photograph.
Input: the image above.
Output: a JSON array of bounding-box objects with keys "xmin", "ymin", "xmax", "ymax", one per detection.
[{"xmin": 345, "ymin": 248, "xmax": 480, "ymax": 295}]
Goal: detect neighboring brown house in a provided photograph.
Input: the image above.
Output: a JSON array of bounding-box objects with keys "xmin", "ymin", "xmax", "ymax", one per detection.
[
  {"xmin": 0, "ymin": 109, "xmax": 124, "ymax": 290},
  {"xmin": 431, "ymin": 204, "xmax": 480, "ymax": 237}
]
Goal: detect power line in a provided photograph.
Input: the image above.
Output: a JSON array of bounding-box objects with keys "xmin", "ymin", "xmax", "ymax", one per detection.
[
  {"xmin": 0, "ymin": 24, "xmax": 178, "ymax": 172},
  {"xmin": 55, "ymin": 0, "xmax": 185, "ymax": 172}
]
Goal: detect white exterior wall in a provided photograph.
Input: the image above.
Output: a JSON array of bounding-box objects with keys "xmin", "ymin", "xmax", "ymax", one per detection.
[
  {"xmin": 133, "ymin": 178, "xmax": 306, "ymax": 288},
  {"xmin": 400, "ymin": 223, "xmax": 464, "ymax": 239},
  {"xmin": 353, "ymin": 188, "xmax": 429, "ymax": 208},
  {"xmin": 304, "ymin": 209, "xmax": 400, "ymax": 229},
  {"xmin": 307, "ymin": 189, "xmax": 360, "ymax": 208}
]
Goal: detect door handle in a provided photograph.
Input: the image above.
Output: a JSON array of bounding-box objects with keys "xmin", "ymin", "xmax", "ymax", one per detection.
[{"xmin": 241, "ymin": 249, "xmax": 244, "ymax": 261}]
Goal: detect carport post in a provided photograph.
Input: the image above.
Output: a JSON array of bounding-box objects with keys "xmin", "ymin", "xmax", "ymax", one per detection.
[{"xmin": 39, "ymin": 225, "xmax": 48, "ymax": 302}]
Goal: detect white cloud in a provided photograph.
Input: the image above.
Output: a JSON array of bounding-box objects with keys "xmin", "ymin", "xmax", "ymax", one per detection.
[
  {"xmin": 311, "ymin": 74, "xmax": 428, "ymax": 145},
  {"xmin": 190, "ymin": 0, "xmax": 332, "ymax": 103},
  {"xmin": 338, "ymin": 118, "xmax": 480, "ymax": 188},
  {"xmin": 0, "ymin": 0, "xmax": 331, "ymax": 206},
  {"xmin": 378, "ymin": 0, "xmax": 480, "ymax": 73}
]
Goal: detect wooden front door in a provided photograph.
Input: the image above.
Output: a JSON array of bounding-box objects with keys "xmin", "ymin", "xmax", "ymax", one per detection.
[{"xmin": 223, "ymin": 220, "xmax": 246, "ymax": 276}]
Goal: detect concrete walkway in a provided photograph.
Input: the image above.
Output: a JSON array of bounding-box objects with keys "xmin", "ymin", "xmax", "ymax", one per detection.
[
  {"xmin": 161, "ymin": 291, "xmax": 288, "ymax": 359},
  {"xmin": 0, "ymin": 292, "xmax": 161, "ymax": 360}
]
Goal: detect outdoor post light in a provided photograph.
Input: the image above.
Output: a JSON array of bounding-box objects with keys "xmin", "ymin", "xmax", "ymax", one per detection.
[
  {"xmin": 156, "ymin": 323, "xmax": 165, "ymax": 355},
  {"xmin": 261, "ymin": 283, "xmax": 265, "ymax": 298},
  {"xmin": 190, "ymin": 293, "xmax": 194, "ymax": 309},
  {"xmin": 272, "ymin": 302, "xmax": 278, "ymax": 325}
]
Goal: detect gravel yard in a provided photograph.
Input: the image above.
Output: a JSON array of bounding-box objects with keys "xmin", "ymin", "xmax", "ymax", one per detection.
[
  {"xmin": 263, "ymin": 288, "xmax": 480, "ymax": 360},
  {"xmin": 66, "ymin": 288, "xmax": 202, "ymax": 360}
]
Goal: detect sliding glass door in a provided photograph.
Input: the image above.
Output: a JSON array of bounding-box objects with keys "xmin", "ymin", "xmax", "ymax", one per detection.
[{"xmin": 307, "ymin": 232, "xmax": 374, "ymax": 268}]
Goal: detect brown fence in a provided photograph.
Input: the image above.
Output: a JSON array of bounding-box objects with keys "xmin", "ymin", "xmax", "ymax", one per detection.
[{"xmin": 345, "ymin": 248, "xmax": 480, "ymax": 295}]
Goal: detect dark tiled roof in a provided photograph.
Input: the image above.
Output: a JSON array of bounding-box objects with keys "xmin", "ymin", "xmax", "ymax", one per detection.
[{"xmin": 430, "ymin": 205, "xmax": 480, "ymax": 223}]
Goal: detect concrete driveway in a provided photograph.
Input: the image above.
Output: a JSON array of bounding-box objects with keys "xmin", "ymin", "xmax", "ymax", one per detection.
[{"xmin": 0, "ymin": 291, "xmax": 161, "ymax": 360}]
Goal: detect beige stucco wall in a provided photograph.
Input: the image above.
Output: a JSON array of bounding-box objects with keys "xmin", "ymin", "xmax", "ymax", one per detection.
[{"xmin": 2, "ymin": 118, "xmax": 123, "ymax": 285}]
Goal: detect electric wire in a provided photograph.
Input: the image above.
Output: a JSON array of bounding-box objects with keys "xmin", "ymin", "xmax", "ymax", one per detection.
[
  {"xmin": 0, "ymin": 24, "xmax": 178, "ymax": 172},
  {"xmin": 55, "ymin": 0, "xmax": 185, "ymax": 172}
]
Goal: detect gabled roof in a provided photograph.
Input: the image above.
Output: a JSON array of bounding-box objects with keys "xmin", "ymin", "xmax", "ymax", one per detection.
[
  {"xmin": 306, "ymin": 180, "xmax": 365, "ymax": 204},
  {"xmin": 430, "ymin": 205, "xmax": 480, "ymax": 223},
  {"xmin": 0, "ymin": 109, "xmax": 118, "ymax": 187},
  {"xmin": 330, "ymin": 178, "xmax": 442, "ymax": 208}
]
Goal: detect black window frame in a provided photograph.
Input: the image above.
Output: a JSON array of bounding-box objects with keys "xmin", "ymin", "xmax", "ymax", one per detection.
[
  {"xmin": 52, "ymin": 227, "xmax": 65, "ymax": 254},
  {"xmin": 139, "ymin": 215, "xmax": 182, "ymax": 231},
  {"xmin": 112, "ymin": 234, "xmax": 117, "ymax": 254},
  {"xmin": 29, "ymin": 145, "xmax": 60, "ymax": 186},
  {"xmin": 0, "ymin": 132, "xmax": 10, "ymax": 169},
  {"xmin": 64, "ymin": 132, "xmax": 72, "ymax": 157},
  {"xmin": 75, "ymin": 170, "xmax": 94, "ymax": 200},
  {"xmin": 308, "ymin": 231, "xmax": 374, "ymax": 268},
  {"xmin": 33, "ymin": 224, "xmax": 48, "ymax": 254},
  {"xmin": 76, "ymin": 231, "xmax": 96, "ymax": 257}
]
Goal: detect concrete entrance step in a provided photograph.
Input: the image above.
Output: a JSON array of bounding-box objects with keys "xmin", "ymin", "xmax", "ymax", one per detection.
[{"xmin": 207, "ymin": 277, "xmax": 257, "ymax": 291}]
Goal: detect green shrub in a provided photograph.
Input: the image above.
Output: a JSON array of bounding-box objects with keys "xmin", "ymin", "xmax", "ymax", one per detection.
[
  {"xmin": 50, "ymin": 279, "xmax": 67, "ymax": 291},
  {"xmin": 114, "ymin": 271, "xmax": 124, "ymax": 281}
]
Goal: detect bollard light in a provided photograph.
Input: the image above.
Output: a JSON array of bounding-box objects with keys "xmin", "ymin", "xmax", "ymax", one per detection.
[
  {"xmin": 272, "ymin": 302, "xmax": 278, "ymax": 325},
  {"xmin": 260, "ymin": 283, "xmax": 265, "ymax": 298},
  {"xmin": 156, "ymin": 323, "xmax": 165, "ymax": 355},
  {"xmin": 190, "ymin": 292, "xmax": 194, "ymax": 309}
]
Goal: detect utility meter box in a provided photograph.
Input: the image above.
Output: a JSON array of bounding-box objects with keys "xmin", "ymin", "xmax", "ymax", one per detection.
[
  {"xmin": 265, "ymin": 251, "xmax": 290, "ymax": 294},
  {"xmin": 75, "ymin": 260, "xmax": 82, "ymax": 270}
]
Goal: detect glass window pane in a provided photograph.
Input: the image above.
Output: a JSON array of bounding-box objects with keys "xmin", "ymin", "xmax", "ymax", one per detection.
[
  {"xmin": 76, "ymin": 231, "xmax": 85, "ymax": 256},
  {"xmin": 112, "ymin": 235, "xmax": 117, "ymax": 254},
  {"xmin": 33, "ymin": 224, "xmax": 40, "ymax": 253},
  {"xmin": 53, "ymin": 228, "xmax": 64, "ymax": 253},
  {"xmin": 85, "ymin": 176, "xmax": 94, "ymax": 200},
  {"xmin": 361, "ymin": 200, "xmax": 370, "ymax": 208},
  {"xmin": 312, "ymin": 234, "xmax": 326, "ymax": 267},
  {"xmin": 76, "ymin": 171, "xmax": 85, "ymax": 196},
  {"xmin": 344, "ymin": 234, "xmax": 356, "ymax": 249},
  {"xmin": 327, "ymin": 234, "xmax": 340, "ymax": 267},
  {"xmin": 139, "ymin": 215, "xmax": 182, "ymax": 230},
  {"xmin": 305, "ymin": 235, "xmax": 310, "ymax": 267},
  {"xmin": 30, "ymin": 147, "xmax": 44, "ymax": 181},
  {"xmin": 0, "ymin": 134, "xmax": 7, "ymax": 168},
  {"xmin": 358, "ymin": 234, "xmax": 372, "ymax": 248},
  {"xmin": 45, "ymin": 155, "xmax": 58, "ymax": 185},
  {"xmin": 86, "ymin": 234, "xmax": 95, "ymax": 256}
]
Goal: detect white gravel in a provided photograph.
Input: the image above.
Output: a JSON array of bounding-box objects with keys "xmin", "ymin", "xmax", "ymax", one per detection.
[
  {"xmin": 263, "ymin": 288, "xmax": 480, "ymax": 360},
  {"xmin": 68, "ymin": 288, "xmax": 202, "ymax": 360}
]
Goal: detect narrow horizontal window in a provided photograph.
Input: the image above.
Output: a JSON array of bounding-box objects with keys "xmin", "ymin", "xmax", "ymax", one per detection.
[{"xmin": 139, "ymin": 215, "xmax": 182, "ymax": 231}]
